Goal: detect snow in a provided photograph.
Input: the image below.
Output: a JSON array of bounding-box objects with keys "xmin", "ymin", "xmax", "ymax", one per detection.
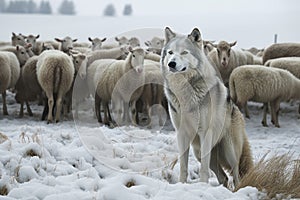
[{"xmin": 0, "ymin": 13, "xmax": 300, "ymax": 199}]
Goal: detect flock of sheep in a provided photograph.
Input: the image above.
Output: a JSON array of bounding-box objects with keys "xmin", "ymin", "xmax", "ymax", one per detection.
[{"xmin": 0, "ymin": 30, "xmax": 300, "ymax": 128}]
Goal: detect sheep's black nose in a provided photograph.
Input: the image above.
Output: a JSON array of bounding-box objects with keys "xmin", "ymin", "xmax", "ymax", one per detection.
[{"xmin": 168, "ymin": 61, "xmax": 176, "ymax": 68}]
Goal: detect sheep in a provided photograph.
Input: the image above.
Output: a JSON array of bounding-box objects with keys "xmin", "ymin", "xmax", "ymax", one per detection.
[
  {"xmin": 88, "ymin": 47, "xmax": 145, "ymax": 126},
  {"xmin": 64, "ymin": 52, "xmax": 89, "ymax": 118},
  {"xmin": 88, "ymin": 37, "xmax": 107, "ymax": 51},
  {"xmin": 242, "ymin": 47, "xmax": 264, "ymax": 56},
  {"xmin": 203, "ymin": 40, "xmax": 215, "ymax": 55},
  {"xmin": 11, "ymin": 32, "xmax": 26, "ymax": 46},
  {"xmin": 0, "ymin": 45, "xmax": 31, "ymax": 66},
  {"xmin": 128, "ymin": 37, "xmax": 140, "ymax": 47},
  {"xmin": 265, "ymin": 57, "xmax": 300, "ymax": 114},
  {"xmin": 0, "ymin": 51, "xmax": 20, "ymax": 115},
  {"xmin": 115, "ymin": 36, "xmax": 129, "ymax": 46},
  {"xmin": 262, "ymin": 43, "xmax": 300, "ymax": 64},
  {"xmin": 54, "ymin": 36, "xmax": 78, "ymax": 55},
  {"xmin": 86, "ymin": 46, "xmax": 129, "ymax": 66},
  {"xmin": 145, "ymin": 36, "xmax": 164, "ymax": 55},
  {"xmin": 137, "ymin": 61, "xmax": 165, "ymax": 128},
  {"xmin": 229, "ymin": 65, "xmax": 300, "ymax": 127},
  {"xmin": 36, "ymin": 50, "xmax": 75, "ymax": 123},
  {"xmin": 41, "ymin": 42, "xmax": 55, "ymax": 51},
  {"xmin": 208, "ymin": 40, "xmax": 248, "ymax": 86},
  {"xmin": 15, "ymin": 56, "xmax": 42, "ymax": 117},
  {"xmin": 24, "ymin": 34, "xmax": 40, "ymax": 55},
  {"xmin": 265, "ymin": 57, "xmax": 300, "ymax": 78}
]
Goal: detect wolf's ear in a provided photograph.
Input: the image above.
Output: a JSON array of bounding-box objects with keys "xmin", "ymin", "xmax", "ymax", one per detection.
[
  {"xmin": 165, "ymin": 27, "xmax": 176, "ymax": 44},
  {"xmin": 188, "ymin": 28, "xmax": 202, "ymax": 43}
]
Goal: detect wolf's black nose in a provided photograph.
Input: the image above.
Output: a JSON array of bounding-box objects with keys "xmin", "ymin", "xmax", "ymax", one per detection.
[{"xmin": 168, "ymin": 61, "xmax": 176, "ymax": 68}]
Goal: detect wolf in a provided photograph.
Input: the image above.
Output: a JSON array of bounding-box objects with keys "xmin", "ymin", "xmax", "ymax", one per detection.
[{"xmin": 160, "ymin": 27, "xmax": 253, "ymax": 187}]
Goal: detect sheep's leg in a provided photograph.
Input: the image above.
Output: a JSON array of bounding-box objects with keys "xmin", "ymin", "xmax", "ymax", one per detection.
[
  {"xmin": 41, "ymin": 99, "xmax": 48, "ymax": 121},
  {"xmin": 19, "ymin": 102, "xmax": 24, "ymax": 118},
  {"xmin": 46, "ymin": 93, "xmax": 54, "ymax": 123},
  {"xmin": 123, "ymin": 101, "xmax": 131, "ymax": 125},
  {"xmin": 112, "ymin": 98, "xmax": 123, "ymax": 126},
  {"xmin": 95, "ymin": 94, "xmax": 102, "ymax": 123},
  {"xmin": 26, "ymin": 101, "xmax": 33, "ymax": 116},
  {"xmin": 270, "ymin": 100, "xmax": 281, "ymax": 128},
  {"xmin": 2, "ymin": 91, "xmax": 8, "ymax": 115},
  {"xmin": 131, "ymin": 101, "xmax": 138, "ymax": 126},
  {"xmin": 106, "ymin": 103, "xmax": 115, "ymax": 125},
  {"xmin": 244, "ymin": 101, "xmax": 250, "ymax": 119},
  {"xmin": 261, "ymin": 103, "xmax": 268, "ymax": 127},
  {"xmin": 54, "ymin": 91, "xmax": 63, "ymax": 123}
]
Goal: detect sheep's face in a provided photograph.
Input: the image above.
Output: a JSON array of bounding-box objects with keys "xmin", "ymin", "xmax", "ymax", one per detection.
[
  {"xmin": 89, "ymin": 37, "xmax": 106, "ymax": 51},
  {"xmin": 25, "ymin": 34, "xmax": 40, "ymax": 48},
  {"xmin": 55, "ymin": 36, "xmax": 78, "ymax": 54},
  {"xmin": 145, "ymin": 37, "xmax": 164, "ymax": 54},
  {"xmin": 216, "ymin": 41, "xmax": 237, "ymax": 68},
  {"xmin": 72, "ymin": 54, "xmax": 87, "ymax": 79},
  {"xmin": 129, "ymin": 37, "xmax": 140, "ymax": 48},
  {"xmin": 42, "ymin": 43, "xmax": 55, "ymax": 51},
  {"xmin": 16, "ymin": 45, "xmax": 30, "ymax": 66},
  {"xmin": 115, "ymin": 36, "xmax": 129, "ymax": 46},
  {"xmin": 130, "ymin": 47, "xmax": 145, "ymax": 74},
  {"xmin": 11, "ymin": 32, "xmax": 26, "ymax": 46}
]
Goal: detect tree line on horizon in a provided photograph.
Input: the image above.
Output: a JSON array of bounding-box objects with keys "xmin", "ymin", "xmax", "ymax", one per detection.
[
  {"xmin": 0, "ymin": 0, "xmax": 75, "ymax": 15},
  {"xmin": 0, "ymin": 0, "xmax": 133, "ymax": 16}
]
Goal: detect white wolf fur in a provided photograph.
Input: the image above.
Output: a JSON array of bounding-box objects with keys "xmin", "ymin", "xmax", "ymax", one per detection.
[{"xmin": 160, "ymin": 27, "xmax": 253, "ymax": 187}]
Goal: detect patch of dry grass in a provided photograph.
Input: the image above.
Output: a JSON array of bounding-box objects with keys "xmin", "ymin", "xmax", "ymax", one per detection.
[
  {"xmin": 235, "ymin": 153, "xmax": 300, "ymax": 199},
  {"xmin": 0, "ymin": 185, "xmax": 8, "ymax": 196}
]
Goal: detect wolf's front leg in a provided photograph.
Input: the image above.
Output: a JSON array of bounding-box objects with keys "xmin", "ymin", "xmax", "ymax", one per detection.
[
  {"xmin": 177, "ymin": 132, "xmax": 190, "ymax": 183},
  {"xmin": 199, "ymin": 130, "xmax": 213, "ymax": 183}
]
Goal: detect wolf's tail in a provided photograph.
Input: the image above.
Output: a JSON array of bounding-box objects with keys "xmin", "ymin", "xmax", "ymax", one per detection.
[{"xmin": 238, "ymin": 137, "xmax": 254, "ymax": 179}]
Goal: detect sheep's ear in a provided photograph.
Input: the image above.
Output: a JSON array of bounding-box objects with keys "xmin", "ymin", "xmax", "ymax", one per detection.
[
  {"xmin": 164, "ymin": 27, "xmax": 176, "ymax": 44},
  {"xmin": 230, "ymin": 41, "xmax": 237, "ymax": 47},
  {"xmin": 36, "ymin": 34, "xmax": 40, "ymax": 39},
  {"xmin": 101, "ymin": 38, "xmax": 107, "ymax": 42},
  {"xmin": 55, "ymin": 38, "xmax": 62, "ymax": 42},
  {"xmin": 88, "ymin": 37, "xmax": 93, "ymax": 42},
  {"xmin": 73, "ymin": 39, "xmax": 78, "ymax": 42},
  {"xmin": 145, "ymin": 41, "xmax": 151, "ymax": 46},
  {"xmin": 115, "ymin": 37, "xmax": 119, "ymax": 42},
  {"xmin": 12, "ymin": 32, "xmax": 16, "ymax": 37},
  {"xmin": 16, "ymin": 45, "xmax": 20, "ymax": 51},
  {"xmin": 188, "ymin": 28, "xmax": 202, "ymax": 43}
]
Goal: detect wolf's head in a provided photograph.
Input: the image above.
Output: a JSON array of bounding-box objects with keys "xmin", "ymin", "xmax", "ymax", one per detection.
[{"xmin": 161, "ymin": 27, "xmax": 204, "ymax": 74}]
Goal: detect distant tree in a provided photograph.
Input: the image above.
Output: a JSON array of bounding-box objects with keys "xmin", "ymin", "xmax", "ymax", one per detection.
[
  {"xmin": 0, "ymin": 0, "xmax": 6, "ymax": 13},
  {"xmin": 123, "ymin": 4, "xmax": 132, "ymax": 16},
  {"xmin": 103, "ymin": 3, "xmax": 116, "ymax": 17},
  {"xmin": 58, "ymin": 0, "xmax": 76, "ymax": 15},
  {"xmin": 27, "ymin": 0, "xmax": 37, "ymax": 13},
  {"xmin": 39, "ymin": 0, "xmax": 52, "ymax": 14}
]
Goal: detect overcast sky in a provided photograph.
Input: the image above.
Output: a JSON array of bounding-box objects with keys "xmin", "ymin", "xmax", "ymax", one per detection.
[{"xmin": 44, "ymin": 0, "xmax": 300, "ymax": 16}]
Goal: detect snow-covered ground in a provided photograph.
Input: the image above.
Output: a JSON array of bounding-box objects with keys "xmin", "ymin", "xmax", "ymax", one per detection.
[
  {"xmin": 0, "ymin": 13, "xmax": 300, "ymax": 199},
  {"xmin": 0, "ymin": 88, "xmax": 299, "ymax": 199}
]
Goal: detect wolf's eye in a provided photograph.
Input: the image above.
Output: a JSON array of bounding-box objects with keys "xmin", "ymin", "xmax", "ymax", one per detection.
[
  {"xmin": 168, "ymin": 50, "xmax": 173, "ymax": 55},
  {"xmin": 181, "ymin": 50, "xmax": 188, "ymax": 55}
]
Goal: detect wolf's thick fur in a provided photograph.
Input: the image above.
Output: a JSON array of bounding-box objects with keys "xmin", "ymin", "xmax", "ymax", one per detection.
[{"xmin": 161, "ymin": 27, "xmax": 253, "ymax": 187}]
